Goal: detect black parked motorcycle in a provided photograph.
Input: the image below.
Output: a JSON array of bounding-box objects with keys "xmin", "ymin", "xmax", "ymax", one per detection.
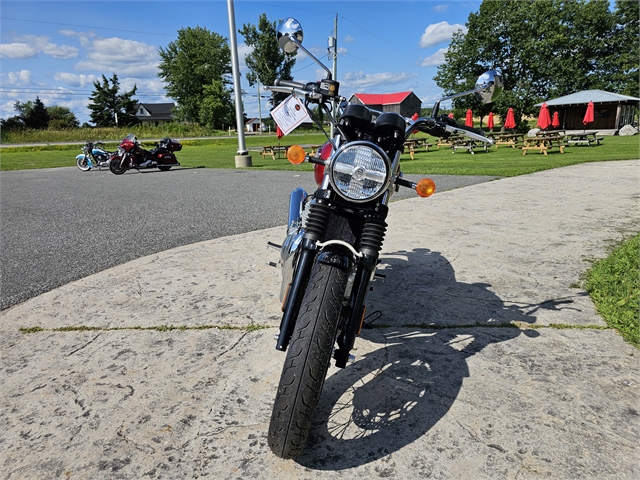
[
  {"xmin": 109, "ymin": 133, "xmax": 181, "ymax": 174},
  {"xmin": 264, "ymin": 17, "xmax": 503, "ymax": 459}
]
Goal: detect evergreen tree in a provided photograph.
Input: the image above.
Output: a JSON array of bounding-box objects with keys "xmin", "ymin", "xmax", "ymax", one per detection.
[
  {"xmin": 87, "ymin": 74, "xmax": 139, "ymax": 127},
  {"xmin": 15, "ymin": 97, "xmax": 50, "ymax": 129}
]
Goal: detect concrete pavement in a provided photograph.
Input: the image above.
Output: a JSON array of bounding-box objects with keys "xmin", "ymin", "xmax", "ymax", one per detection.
[{"xmin": 1, "ymin": 160, "xmax": 639, "ymax": 479}]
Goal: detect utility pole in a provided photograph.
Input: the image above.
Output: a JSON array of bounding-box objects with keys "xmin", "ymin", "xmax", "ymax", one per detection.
[
  {"xmin": 257, "ymin": 78, "xmax": 263, "ymax": 134},
  {"xmin": 227, "ymin": 0, "xmax": 252, "ymax": 167},
  {"xmin": 327, "ymin": 14, "xmax": 338, "ymax": 138}
]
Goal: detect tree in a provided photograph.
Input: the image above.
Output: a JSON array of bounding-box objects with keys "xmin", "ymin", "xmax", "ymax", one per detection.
[
  {"xmin": 198, "ymin": 79, "xmax": 234, "ymax": 129},
  {"xmin": 434, "ymin": 0, "xmax": 619, "ymax": 131},
  {"xmin": 47, "ymin": 105, "xmax": 80, "ymax": 130},
  {"xmin": 87, "ymin": 74, "xmax": 138, "ymax": 127},
  {"xmin": 609, "ymin": 0, "xmax": 639, "ymax": 97},
  {"xmin": 15, "ymin": 97, "xmax": 50, "ymax": 129},
  {"xmin": 158, "ymin": 26, "xmax": 235, "ymax": 126},
  {"xmin": 239, "ymin": 13, "xmax": 296, "ymax": 89}
]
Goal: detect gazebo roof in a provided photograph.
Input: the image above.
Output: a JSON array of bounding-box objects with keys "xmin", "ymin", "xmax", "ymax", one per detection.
[{"xmin": 535, "ymin": 90, "xmax": 639, "ymax": 107}]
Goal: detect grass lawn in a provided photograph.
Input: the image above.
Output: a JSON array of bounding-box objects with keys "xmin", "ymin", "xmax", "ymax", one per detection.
[
  {"xmin": 1, "ymin": 133, "xmax": 638, "ymax": 175},
  {"xmin": 584, "ymin": 234, "xmax": 640, "ymax": 347}
]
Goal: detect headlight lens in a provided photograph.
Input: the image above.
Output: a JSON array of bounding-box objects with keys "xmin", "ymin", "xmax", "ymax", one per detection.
[{"xmin": 329, "ymin": 141, "xmax": 390, "ymax": 202}]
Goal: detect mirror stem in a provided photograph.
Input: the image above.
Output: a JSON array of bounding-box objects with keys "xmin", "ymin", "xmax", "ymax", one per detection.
[{"xmin": 288, "ymin": 36, "xmax": 333, "ymax": 80}]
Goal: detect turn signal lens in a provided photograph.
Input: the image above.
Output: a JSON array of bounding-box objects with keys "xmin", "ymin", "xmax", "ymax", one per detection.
[
  {"xmin": 287, "ymin": 145, "xmax": 306, "ymax": 165},
  {"xmin": 416, "ymin": 178, "xmax": 436, "ymax": 197}
]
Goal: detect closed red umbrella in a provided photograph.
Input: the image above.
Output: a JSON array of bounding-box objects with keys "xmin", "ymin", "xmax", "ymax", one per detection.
[
  {"xmin": 488, "ymin": 112, "xmax": 494, "ymax": 131},
  {"xmin": 465, "ymin": 109, "xmax": 473, "ymax": 127},
  {"xmin": 583, "ymin": 101, "xmax": 594, "ymax": 126},
  {"xmin": 552, "ymin": 111, "xmax": 560, "ymax": 128},
  {"xmin": 537, "ymin": 102, "xmax": 551, "ymax": 130},
  {"xmin": 276, "ymin": 125, "xmax": 284, "ymax": 139},
  {"xmin": 504, "ymin": 108, "xmax": 516, "ymax": 130}
]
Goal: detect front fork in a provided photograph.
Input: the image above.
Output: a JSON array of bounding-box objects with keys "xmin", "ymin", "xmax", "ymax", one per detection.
[{"xmin": 276, "ymin": 196, "xmax": 387, "ymax": 368}]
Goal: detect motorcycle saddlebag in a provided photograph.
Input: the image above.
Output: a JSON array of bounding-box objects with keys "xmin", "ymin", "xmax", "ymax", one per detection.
[{"xmin": 163, "ymin": 137, "xmax": 182, "ymax": 152}]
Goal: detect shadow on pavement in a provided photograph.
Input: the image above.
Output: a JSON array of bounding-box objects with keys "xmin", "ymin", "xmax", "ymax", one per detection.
[{"xmin": 295, "ymin": 248, "xmax": 558, "ymax": 470}]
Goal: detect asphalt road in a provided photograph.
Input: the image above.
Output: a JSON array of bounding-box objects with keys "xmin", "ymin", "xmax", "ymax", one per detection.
[{"xmin": 0, "ymin": 166, "xmax": 498, "ymax": 310}]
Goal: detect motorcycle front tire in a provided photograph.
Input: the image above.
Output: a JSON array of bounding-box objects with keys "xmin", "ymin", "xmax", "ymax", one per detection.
[
  {"xmin": 268, "ymin": 261, "xmax": 348, "ymax": 459},
  {"xmin": 76, "ymin": 156, "xmax": 91, "ymax": 171},
  {"xmin": 109, "ymin": 159, "xmax": 127, "ymax": 175}
]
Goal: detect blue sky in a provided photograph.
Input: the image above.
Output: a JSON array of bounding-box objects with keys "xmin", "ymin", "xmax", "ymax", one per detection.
[{"xmin": 1, "ymin": 0, "xmax": 485, "ymax": 124}]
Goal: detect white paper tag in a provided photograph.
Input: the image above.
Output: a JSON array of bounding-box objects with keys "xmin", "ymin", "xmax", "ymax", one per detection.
[{"xmin": 270, "ymin": 95, "xmax": 311, "ymax": 136}]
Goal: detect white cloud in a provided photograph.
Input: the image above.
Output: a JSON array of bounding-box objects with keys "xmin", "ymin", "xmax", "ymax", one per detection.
[
  {"xmin": 432, "ymin": 5, "xmax": 448, "ymax": 13},
  {"xmin": 13, "ymin": 35, "xmax": 78, "ymax": 59},
  {"xmin": 344, "ymin": 35, "xmax": 355, "ymax": 43},
  {"xmin": 342, "ymin": 71, "xmax": 419, "ymax": 89},
  {"xmin": 4, "ymin": 70, "xmax": 33, "ymax": 85},
  {"xmin": 54, "ymin": 72, "xmax": 97, "ymax": 88},
  {"xmin": 421, "ymin": 48, "xmax": 448, "ymax": 67},
  {"xmin": 0, "ymin": 43, "xmax": 38, "ymax": 59},
  {"xmin": 238, "ymin": 43, "xmax": 252, "ymax": 71},
  {"xmin": 75, "ymin": 37, "xmax": 159, "ymax": 77},
  {"xmin": 419, "ymin": 22, "xmax": 467, "ymax": 48}
]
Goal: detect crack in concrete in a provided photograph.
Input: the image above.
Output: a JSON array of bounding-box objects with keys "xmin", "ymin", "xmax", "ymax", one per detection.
[{"xmin": 67, "ymin": 332, "xmax": 103, "ymax": 356}]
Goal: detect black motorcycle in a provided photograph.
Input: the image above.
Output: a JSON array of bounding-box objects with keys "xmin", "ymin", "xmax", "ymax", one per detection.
[{"xmin": 264, "ymin": 17, "xmax": 503, "ymax": 459}]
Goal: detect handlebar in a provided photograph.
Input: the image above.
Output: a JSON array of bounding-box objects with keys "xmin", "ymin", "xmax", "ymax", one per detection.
[
  {"xmin": 264, "ymin": 84, "xmax": 324, "ymax": 101},
  {"xmin": 274, "ymin": 79, "xmax": 306, "ymax": 89}
]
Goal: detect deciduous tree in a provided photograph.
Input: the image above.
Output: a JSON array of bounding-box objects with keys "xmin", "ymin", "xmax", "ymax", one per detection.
[
  {"xmin": 239, "ymin": 13, "xmax": 296, "ymax": 88},
  {"xmin": 158, "ymin": 26, "xmax": 234, "ymax": 126},
  {"xmin": 434, "ymin": 0, "xmax": 620, "ymax": 131},
  {"xmin": 47, "ymin": 105, "xmax": 80, "ymax": 130}
]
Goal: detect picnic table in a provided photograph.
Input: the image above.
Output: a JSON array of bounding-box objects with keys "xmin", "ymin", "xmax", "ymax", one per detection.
[
  {"xmin": 521, "ymin": 133, "xmax": 565, "ymax": 155},
  {"xmin": 435, "ymin": 135, "xmax": 463, "ymax": 150},
  {"xmin": 260, "ymin": 145, "xmax": 290, "ymax": 160},
  {"xmin": 489, "ymin": 132, "xmax": 524, "ymax": 148},
  {"xmin": 565, "ymin": 131, "xmax": 603, "ymax": 146},
  {"xmin": 403, "ymin": 138, "xmax": 433, "ymax": 159},
  {"xmin": 452, "ymin": 138, "xmax": 488, "ymax": 155}
]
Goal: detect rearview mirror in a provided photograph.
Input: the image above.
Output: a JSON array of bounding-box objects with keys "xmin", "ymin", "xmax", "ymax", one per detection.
[
  {"xmin": 475, "ymin": 70, "xmax": 503, "ymax": 104},
  {"xmin": 277, "ymin": 18, "xmax": 304, "ymax": 53}
]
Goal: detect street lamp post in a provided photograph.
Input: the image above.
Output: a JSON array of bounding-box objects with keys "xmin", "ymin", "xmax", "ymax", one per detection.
[{"xmin": 227, "ymin": 0, "xmax": 252, "ymax": 167}]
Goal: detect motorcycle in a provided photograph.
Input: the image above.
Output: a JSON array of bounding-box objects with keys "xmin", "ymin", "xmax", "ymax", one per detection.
[
  {"xmin": 109, "ymin": 133, "xmax": 181, "ymax": 174},
  {"xmin": 264, "ymin": 18, "xmax": 503, "ymax": 459},
  {"xmin": 76, "ymin": 141, "xmax": 114, "ymax": 171}
]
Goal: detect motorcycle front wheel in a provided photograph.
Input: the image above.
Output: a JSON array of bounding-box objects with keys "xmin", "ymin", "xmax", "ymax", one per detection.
[
  {"xmin": 76, "ymin": 156, "xmax": 91, "ymax": 171},
  {"xmin": 268, "ymin": 261, "xmax": 348, "ymax": 459},
  {"xmin": 109, "ymin": 158, "xmax": 127, "ymax": 175}
]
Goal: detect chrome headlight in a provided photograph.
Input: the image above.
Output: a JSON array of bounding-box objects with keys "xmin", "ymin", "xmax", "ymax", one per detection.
[{"xmin": 328, "ymin": 141, "xmax": 390, "ymax": 202}]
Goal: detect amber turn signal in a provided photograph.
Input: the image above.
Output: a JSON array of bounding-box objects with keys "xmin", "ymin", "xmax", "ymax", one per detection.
[
  {"xmin": 287, "ymin": 145, "xmax": 306, "ymax": 165},
  {"xmin": 416, "ymin": 178, "xmax": 436, "ymax": 197}
]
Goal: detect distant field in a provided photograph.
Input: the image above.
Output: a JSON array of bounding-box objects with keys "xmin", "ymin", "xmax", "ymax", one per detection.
[{"xmin": 1, "ymin": 133, "xmax": 638, "ymax": 177}]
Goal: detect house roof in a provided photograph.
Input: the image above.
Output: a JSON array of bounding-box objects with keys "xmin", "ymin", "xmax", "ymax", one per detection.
[
  {"xmin": 535, "ymin": 90, "xmax": 640, "ymax": 107},
  {"xmin": 138, "ymin": 103, "xmax": 175, "ymax": 115},
  {"xmin": 351, "ymin": 91, "xmax": 415, "ymax": 105}
]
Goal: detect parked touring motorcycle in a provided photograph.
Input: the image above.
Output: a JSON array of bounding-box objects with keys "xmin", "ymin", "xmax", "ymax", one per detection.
[
  {"xmin": 109, "ymin": 133, "xmax": 181, "ymax": 174},
  {"xmin": 264, "ymin": 18, "xmax": 503, "ymax": 459},
  {"xmin": 76, "ymin": 141, "xmax": 114, "ymax": 171}
]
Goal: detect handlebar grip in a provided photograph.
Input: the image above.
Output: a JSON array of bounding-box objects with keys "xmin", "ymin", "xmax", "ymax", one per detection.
[{"xmin": 275, "ymin": 79, "xmax": 306, "ymax": 89}]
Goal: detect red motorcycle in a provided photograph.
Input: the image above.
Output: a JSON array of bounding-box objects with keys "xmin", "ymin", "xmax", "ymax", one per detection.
[{"xmin": 109, "ymin": 133, "xmax": 181, "ymax": 174}]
